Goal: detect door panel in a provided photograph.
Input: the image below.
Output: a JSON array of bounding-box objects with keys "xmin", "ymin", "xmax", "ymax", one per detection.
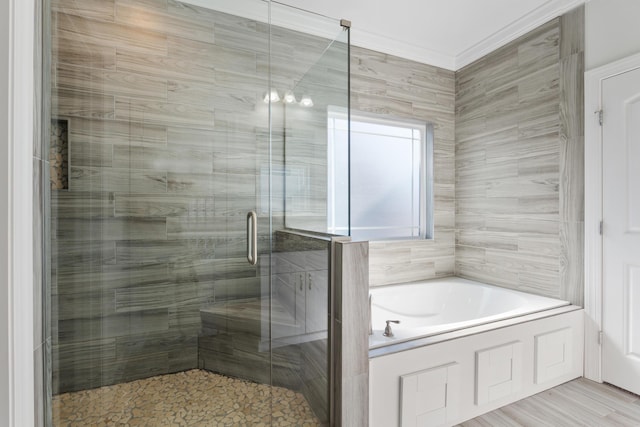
[{"xmin": 602, "ymin": 66, "xmax": 640, "ymax": 394}]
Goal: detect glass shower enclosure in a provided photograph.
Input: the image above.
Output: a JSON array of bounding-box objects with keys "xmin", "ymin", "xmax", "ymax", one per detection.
[{"xmin": 44, "ymin": 0, "xmax": 349, "ymax": 425}]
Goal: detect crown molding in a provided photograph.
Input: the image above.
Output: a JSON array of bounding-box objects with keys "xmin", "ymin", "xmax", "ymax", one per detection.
[
  {"xmin": 455, "ymin": 0, "xmax": 586, "ymax": 70},
  {"xmin": 350, "ymin": 29, "xmax": 456, "ymax": 70}
]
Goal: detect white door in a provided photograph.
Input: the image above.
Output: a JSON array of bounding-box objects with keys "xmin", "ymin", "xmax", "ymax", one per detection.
[{"xmin": 602, "ymin": 66, "xmax": 640, "ymax": 395}]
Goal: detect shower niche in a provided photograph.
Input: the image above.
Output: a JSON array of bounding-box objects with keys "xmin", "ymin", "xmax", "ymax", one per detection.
[{"xmin": 49, "ymin": 119, "xmax": 68, "ymax": 190}]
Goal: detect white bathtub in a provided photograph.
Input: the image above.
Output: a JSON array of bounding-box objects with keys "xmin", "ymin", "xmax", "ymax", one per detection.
[{"xmin": 369, "ymin": 277, "xmax": 569, "ymax": 349}]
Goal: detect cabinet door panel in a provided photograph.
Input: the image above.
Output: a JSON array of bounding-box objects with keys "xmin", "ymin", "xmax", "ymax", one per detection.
[{"xmin": 306, "ymin": 270, "xmax": 328, "ymax": 334}]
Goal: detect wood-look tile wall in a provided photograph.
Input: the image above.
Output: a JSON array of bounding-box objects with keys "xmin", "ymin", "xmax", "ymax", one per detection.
[
  {"xmin": 50, "ymin": 0, "xmax": 339, "ymax": 393},
  {"xmin": 351, "ymin": 47, "xmax": 457, "ymax": 286},
  {"xmin": 334, "ymin": 240, "xmax": 369, "ymax": 427},
  {"xmin": 455, "ymin": 7, "xmax": 585, "ymax": 304}
]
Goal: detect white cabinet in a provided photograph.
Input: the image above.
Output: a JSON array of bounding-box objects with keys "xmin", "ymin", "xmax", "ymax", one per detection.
[{"xmin": 273, "ymin": 250, "xmax": 329, "ymax": 338}]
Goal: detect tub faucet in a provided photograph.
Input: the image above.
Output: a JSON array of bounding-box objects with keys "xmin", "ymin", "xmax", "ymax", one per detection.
[
  {"xmin": 368, "ymin": 294, "xmax": 373, "ymax": 335},
  {"xmin": 383, "ymin": 320, "xmax": 400, "ymax": 337}
]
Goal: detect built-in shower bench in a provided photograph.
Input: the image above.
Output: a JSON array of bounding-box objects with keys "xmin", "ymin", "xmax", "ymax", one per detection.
[
  {"xmin": 200, "ymin": 296, "xmax": 300, "ymax": 343},
  {"xmin": 198, "ymin": 233, "xmax": 333, "ymax": 417},
  {"xmin": 199, "ymin": 297, "xmax": 299, "ymax": 387}
]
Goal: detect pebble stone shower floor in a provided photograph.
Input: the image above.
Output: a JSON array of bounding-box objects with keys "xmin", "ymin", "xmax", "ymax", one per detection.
[{"xmin": 52, "ymin": 369, "xmax": 321, "ymax": 426}]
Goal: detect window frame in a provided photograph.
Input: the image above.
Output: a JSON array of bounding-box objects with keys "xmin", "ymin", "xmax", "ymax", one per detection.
[{"xmin": 327, "ymin": 106, "xmax": 434, "ymax": 241}]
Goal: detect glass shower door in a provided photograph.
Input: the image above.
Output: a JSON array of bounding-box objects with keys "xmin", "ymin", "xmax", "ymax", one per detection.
[
  {"xmin": 48, "ymin": 0, "xmax": 278, "ymax": 424},
  {"xmin": 270, "ymin": 6, "xmax": 350, "ymax": 425}
]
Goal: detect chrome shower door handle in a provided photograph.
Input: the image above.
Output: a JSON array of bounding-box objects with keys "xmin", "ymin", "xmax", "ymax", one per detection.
[{"xmin": 246, "ymin": 211, "xmax": 257, "ymax": 265}]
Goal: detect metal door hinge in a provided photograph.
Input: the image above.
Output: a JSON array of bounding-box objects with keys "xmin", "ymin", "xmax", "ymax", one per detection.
[
  {"xmin": 598, "ymin": 330, "xmax": 603, "ymax": 345},
  {"xmin": 600, "ymin": 220, "xmax": 603, "ymax": 235},
  {"xmin": 597, "ymin": 110, "xmax": 603, "ymax": 126}
]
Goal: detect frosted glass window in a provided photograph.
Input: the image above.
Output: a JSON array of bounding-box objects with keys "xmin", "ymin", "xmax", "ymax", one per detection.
[{"xmin": 327, "ymin": 109, "xmax": 433, "ymax": 241}]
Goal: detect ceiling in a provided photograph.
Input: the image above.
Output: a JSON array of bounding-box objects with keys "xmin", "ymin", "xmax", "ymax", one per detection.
[{"xmin": 277, "ymin": 0, "xmax": 585, "ymax": 70}]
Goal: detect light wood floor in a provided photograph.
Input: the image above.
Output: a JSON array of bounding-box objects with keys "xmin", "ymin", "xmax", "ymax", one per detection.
[{"xmin": 457, "ymin": 378, "xmax": 640, "ymax": 426}]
